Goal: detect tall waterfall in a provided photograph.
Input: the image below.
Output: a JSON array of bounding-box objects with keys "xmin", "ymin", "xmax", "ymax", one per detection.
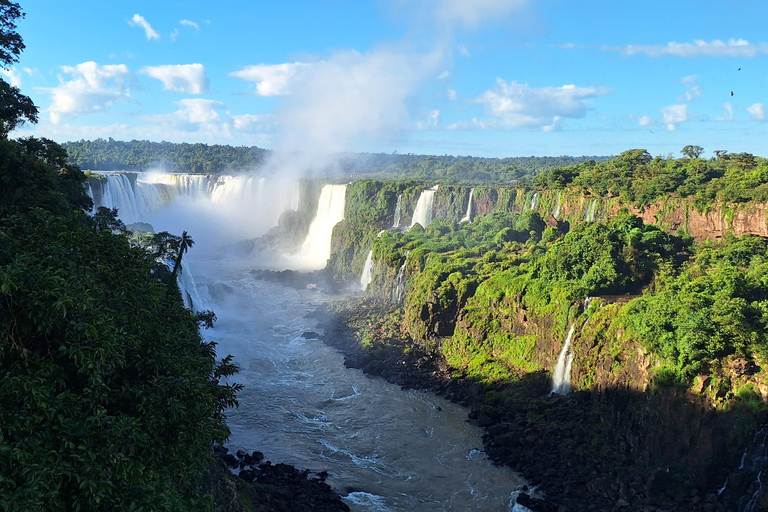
[
  {"xmin": 585, "ymin": 199, "xmax": 599, "ymax": 222},
  {"xmin": 359, "ymin": 250, "xmax": 374, "ymax": 291},
  {"xmin": 392, "ymin": 195, "xmax": 403, "ymax": 230},
  {"xmin": 291, "ymin": 184, "xmax": 347, "ymax": 270},
  {"xmin": 460, "ymin": 188, "xmax": 474, "ymax": 223},
  {"xmin": 176, "ymin": 259, "xmax": 210, "ymax": 313},
  {"xmin": 410, "ymin": 186, "xmax": 437, "ymax": 229},
  {"xmin": 551, "ymin": 325, "xmax": 575, "ymax": 395}
]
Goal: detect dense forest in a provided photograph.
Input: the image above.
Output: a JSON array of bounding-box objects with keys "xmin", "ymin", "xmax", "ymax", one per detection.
[
  {"xmin": 535, "ymin": 147, "xmax": 768, "ymax": 206},
  {"xmin": 0, "ymin": 6, "xmax": 243, "ymax": 511},
  {"xmin": 63, "ymin": 138, "xmax": 602, "ymax": 183}
]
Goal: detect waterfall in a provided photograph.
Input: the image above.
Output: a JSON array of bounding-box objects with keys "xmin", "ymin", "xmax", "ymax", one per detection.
[
  {"xmin": 291, "ymin": 184, "xmax": 347, "ymax": 270},
  {"xmin": 360, "ymin": 250, "xmax": 374, "ymax": 291},
  {"xmin": 551, "ymin": 325, "xmax": 575, "ymax": 395},
  {"xmin": 460, "ymin": 188, "xmax": 474, "ymax": 223},
  {"xmin": 392, "ymin": 195, "xmax": 403, "ymax": 230},
  {"xmin": 410, "ymin": 186, "xmax": 438, "ymax": 229},
  {"xmin": 392, "ymin": 256, "xmax": 408, "ymax": 303},
  {"xmin": 585, "ymin": 199, "xmax": 599, "ymax": 222},
  {"xmin": 176, "ymin": 259, "xmax": 210, "ymax": 313},
  {"xmin": 552, "ymin": 191, "xmax": 562, "ymax": 220},
  {"xmin": 291, "ymin": 181, "xmax": 301, "ymax": 211},
  {"xmin": 88, "ymin": 171, "xmax": 300, "ymax": 247},
  {"xmin": 529, "ymin": 192, "xmax": 539, "ymax": 211}
]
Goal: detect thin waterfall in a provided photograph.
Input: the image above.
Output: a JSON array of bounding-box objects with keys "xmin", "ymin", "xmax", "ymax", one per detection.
[
  {"xmin": 585, "ymin": 199, "xmax": 599, "ymax": 222},
  {"xmin": 551, "ymin": 325, "xmax": 575, "ymax": 395},
  {"xmin": 392, "ymin": 195, "xmax": 403, "ymax": 230},
  {"xmin": 291, "ymin": 181, "xmax": 301, "ymax": 210},
  {"xmin": 460, "ymin": 188, "xmax": 474, "ymax": 223},
  {"xmin": 176, "ymin": 259, "xmax": 210, "ymax": 313},
  {"xmin": 410, "ymin": 186, "xmax": 438, "ymax": 229},
  {"xmin": 359, "ymin": 250, "xmax": 374, "ymax": 291},
  {"xmin": 529, "ymin": 192, "xmax": 539, "ymax": 211},
  {"xmin": 391, "ymin": 255, "xmax": 408, "ymax": 303},
  {"xmin": 292, "ymin": 184, "xmax": 347, "ymax": 269},
  {"xmin": 552, "ymin": 191, "xmax": 562, "ymax": 220}
]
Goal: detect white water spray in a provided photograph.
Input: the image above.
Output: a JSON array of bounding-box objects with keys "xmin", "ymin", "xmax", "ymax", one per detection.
[
  {"xmin": 460, "ymin": 188, "xmax": 474, "ymax": 223},
  {"xmin": 551, "ymin": 325, "xmax": 575, "ymax": 395},
  {"xmin": 410, "ymin": 186, "xmax": 437, "ymax": 229}
]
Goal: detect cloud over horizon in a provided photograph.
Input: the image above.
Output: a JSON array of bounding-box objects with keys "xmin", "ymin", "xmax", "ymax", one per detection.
[{"xmin": 619, "ymin": 39, "xmax": 768, "ymax": 58}]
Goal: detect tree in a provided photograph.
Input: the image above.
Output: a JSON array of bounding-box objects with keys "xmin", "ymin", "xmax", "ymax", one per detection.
[
  {"xmin": 681, "ymin": 145, "xmax": 704, "ymax": 159},
  {"xmin": 0, "ymin": 2, "xmax": 36, "ymax": 139},
  {"xmin": 172, "ymin": 230, "xmax": 195, "ymax": 280}
]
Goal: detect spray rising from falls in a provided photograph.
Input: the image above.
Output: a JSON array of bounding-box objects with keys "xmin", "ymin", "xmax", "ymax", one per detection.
[
  {"xmin": 410, "ymin": 186, "xmax": 438, "ymax": 229},
  {"xmin": 551, "ymin": 325, "xmax": 575, "ymax": 395},
  {"xmin": 460, "ymin": 188, "xmax": 474, "ymax": 223},
  {"xmin": 290, "ymin": 184, "xmax": 347, "ymax": 270}
]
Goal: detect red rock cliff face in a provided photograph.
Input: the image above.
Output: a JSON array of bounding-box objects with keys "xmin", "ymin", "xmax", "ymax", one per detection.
[{"xmin": 626, "ymin": 200, "xmax": 768, "ymax": 240}]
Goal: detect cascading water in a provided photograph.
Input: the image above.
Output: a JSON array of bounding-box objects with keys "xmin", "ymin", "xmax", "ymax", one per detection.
[
  {"xmin": 551, "ymin": 325, "xmax": 575, "ymax": 395},
  {"xmin": 552, "ymin": 191, "xmax": 562, "ymax": 220},
  {"xmin": 529, "ymin": 192, "xmax": 539, "ymax": 211},
  {"xmin": 290, "ymin": 184, "xmax": 347, "ymax": 270},
  {"xmin": 392, "ymin": 194, "xmax": 402, "ymax": 230},
  {"xmin": 460, "ymin": 188, "xmax": 474, "ymax": 223},
  {"xmin": 392, "ymin": 256, "xmax": 409, "ymax": 304},
  {"xmin": 176, "ymin": 259, "xmax": 211, "ymax": 313},
  {"xmin": 410, "ymin": 186, "xmax": 437, "ymax": 229},
  {"xmin": 585, "ymin": 199, "xmax": 599, "ymax": 222},
  {"xmin": 359, "ymin": 250, "xmax": 374, "ymax": 291}
]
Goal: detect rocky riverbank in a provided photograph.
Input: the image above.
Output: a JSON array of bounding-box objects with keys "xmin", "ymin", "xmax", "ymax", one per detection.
[
  {"xmin": 315, "ymin": 297, "xmax": 764, "ymax": 512},
  {"xmin": 205, "ymin": 446, "xmax": 350, "ymax": 512}
]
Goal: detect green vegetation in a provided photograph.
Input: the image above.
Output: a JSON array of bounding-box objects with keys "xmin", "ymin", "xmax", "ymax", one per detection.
[
  {"xmin": 64, "ymin": 139, "xmax": 603, "ymax": 181},
  {"xmin": 535, "ymin": 148, "xmax": 768, "ymax": 206},
  {"xmin": 64, "ymin": 138, "xmax": 267, "ymax": 173},
  {"xmin": 0, "ymin": 7, "xmax": 239, "ymax": 510}
]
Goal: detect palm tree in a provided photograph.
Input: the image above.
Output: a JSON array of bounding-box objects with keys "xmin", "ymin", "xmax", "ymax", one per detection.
[{"xmin": 171, "ymin": 230, "xmax": 194, "ymax": 280}]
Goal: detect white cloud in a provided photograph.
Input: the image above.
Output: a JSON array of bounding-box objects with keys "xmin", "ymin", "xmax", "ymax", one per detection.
[
  {"xmin": 141, "ymin": 64, "xmax": 210, "ymax": 94},
  {"xmin": 447, "ymin": 88, "xmax": 457, "ymax": 100},
  {"xmin": 430, "ymin": 0, "xmax": 528, "ymax": 29},
  {"xmin": 637, "ymin": 115, "xmax": 652, "ymax": 126},
  {"xmin": 180, "ymin": 19, "xmax": 200, "ymax": 31},
  {"xmin": 679, "ymin": 75, "xmax": 703, "ymax": 102},
  {"xmin": 716, "ymin": 102, "xmax": 734, "ymax": 121},
  {"xmin": 0, "ymin": 67, "xmax": 21, "ymax": 87},
  {"xmin": 170, "ymin": 28, "xmax": 179, "ymax": 42},
  {"xmin": 232, "ymin": 113, "xmax": 276, "ymax": 133},
  {"xmin": 129, "ymin": 14, "xmax": 160, "ymax": 41},
  {"xmin": 458, "ymin": 44, "xmax": 471, "ymax": 57},
  {"xmin": 747, "ymin": 103, "xmax": 765, "ymax": 121},
  {"xmin": 621, "ymin": 39, "xmax": 768, "ymax": 58},
  {"xmin": 415, "ymin": 110, "xmax": 440, "ymax": 130},
  {"xmin": 230, "ymin": 62, "xmax": 314, "ymax": 96},
  {"xmin": 45, "ymin": 61, "xmax": 133, "ymax": 124},
  {"xmin": 661, "ymin": 104, "xmax": 688, "ymax": 130},
  {"xmin": 463, "ymin": 79, "xmax": 609, "ymax": 130}
]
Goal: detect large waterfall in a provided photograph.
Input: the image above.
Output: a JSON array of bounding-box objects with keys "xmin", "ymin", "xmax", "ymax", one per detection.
[
  {"xmin": 88, "ymin": 171, "xmax": 298, "ymax": 248},
  {"xmin": 551, "ymin": 325, "xmax": 575, "ymax": 395},
  {"xmin": 290, "ymin": 184, "xmax": 347, "ymax": 270},
  {"xmin": 410, "ymin": 186, "xmax": 437, "ymax": 229},
  {"xmin": 460, "ymin": 188, "xmax": 474, "ymax": 223}
]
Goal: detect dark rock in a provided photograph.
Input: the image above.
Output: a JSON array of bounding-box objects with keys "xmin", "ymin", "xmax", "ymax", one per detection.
[{"xmin": 301, "ymin": 331, "xmax": 320, "ymax": 339}]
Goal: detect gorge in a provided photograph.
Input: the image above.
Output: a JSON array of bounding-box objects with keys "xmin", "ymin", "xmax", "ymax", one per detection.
[{"xmin": 86, "ymin": 162, "xmax": 768, "ymax": 511}]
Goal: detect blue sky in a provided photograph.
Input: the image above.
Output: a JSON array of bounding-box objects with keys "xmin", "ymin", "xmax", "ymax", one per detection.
[{"xmin": 8, "ymin": 0, "xmax": 768, "ymax": 158}]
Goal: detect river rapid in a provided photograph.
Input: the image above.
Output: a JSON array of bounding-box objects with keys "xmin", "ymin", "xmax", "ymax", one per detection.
[{"xmin": 190, "ymin": 254, "xmax": 525, "ymax": 511}]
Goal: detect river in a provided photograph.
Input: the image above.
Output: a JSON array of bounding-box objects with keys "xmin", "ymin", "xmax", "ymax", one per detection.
[{"xmin": 190, "ymin": 254, "xmax": 525, "ymax": 511}]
